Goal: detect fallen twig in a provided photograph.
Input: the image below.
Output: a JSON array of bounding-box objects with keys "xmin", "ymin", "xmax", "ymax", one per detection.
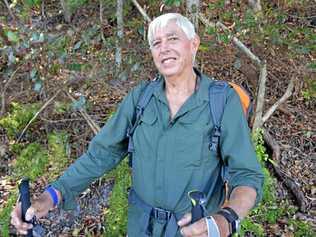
[
  {"xmin": 17, "ymin": 90, "xmax": 62, "ymax": 143},
  {"xmin": 264, "ymin": 130, "xmax": 308, "ymax": 212}
]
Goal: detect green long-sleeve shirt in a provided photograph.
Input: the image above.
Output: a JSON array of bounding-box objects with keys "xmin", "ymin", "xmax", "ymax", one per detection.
[{"xmin": 52, "ymin": 71, "xmax": 264, "ymax": 236}]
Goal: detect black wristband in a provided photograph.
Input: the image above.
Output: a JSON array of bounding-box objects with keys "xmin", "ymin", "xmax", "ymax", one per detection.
[{"xmin": 216, "ymin": 207, "xmax": 240, "ymax": 235}]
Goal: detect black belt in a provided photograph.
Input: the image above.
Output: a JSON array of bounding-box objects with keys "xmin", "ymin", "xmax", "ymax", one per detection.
[{"xmin": 128, "ymin": 189, "xmax": 180, "ymax": 237}]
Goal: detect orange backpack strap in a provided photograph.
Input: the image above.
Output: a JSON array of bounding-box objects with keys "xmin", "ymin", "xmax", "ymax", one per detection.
[{"xmin": 228, "ymin": 82, "xmax": 252, "ymax": 118}]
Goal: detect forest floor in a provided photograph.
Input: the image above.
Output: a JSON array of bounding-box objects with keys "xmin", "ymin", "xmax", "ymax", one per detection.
[{"xmin": 0, "ymin": 0, "xmax": 315, "ymax": 236}]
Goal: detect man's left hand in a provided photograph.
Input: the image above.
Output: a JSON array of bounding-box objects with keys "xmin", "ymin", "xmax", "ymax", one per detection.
[{"xmin": 177, "ymin": 213, "xmax": 208, "ymax": 237}]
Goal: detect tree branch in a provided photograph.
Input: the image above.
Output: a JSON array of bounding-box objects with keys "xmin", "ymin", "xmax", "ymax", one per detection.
[
  {"xmin": 131, "ymin": 0, "xmax": 151, "ymax": 23},
  {"xmin": 17, "ymin": 90, "xmax": 62, "ymax": 143},
  {"xmin": 1, "ymin": 66, "xmax": 21, "ymax": 117},
  {"xmin": 66, "ymin": 92, "xmax": 100, "ymax": 135},
  {"xmin": 198, "ymin": 13, "xmax": 262, "ymax": 66},
  {"xmin": 252, "ymin": 61, "xmax": 267, "ymax": 131},
  {"xmin": 262, "ymin": 78, "xmax": 295, "ymax": 123},
  {"xmin": 2, "ymin": 0, "xmax": 16, "ymax": 22}
]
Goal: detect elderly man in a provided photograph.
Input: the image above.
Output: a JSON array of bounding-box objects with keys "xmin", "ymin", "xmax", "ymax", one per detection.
[{"xmin": 11, "ymin": 13, "xmax": 263, "ymax": 237}]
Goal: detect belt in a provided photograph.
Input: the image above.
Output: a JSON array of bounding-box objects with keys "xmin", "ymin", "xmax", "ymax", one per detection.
[{"xmin": 128, "ymin": 189, "xmax": 180, "ymax": 237}]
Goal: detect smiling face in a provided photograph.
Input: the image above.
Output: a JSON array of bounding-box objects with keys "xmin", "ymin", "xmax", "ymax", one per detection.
[{"xmin": 150, "ymin": 21, "xmax": 200, "ymax": 79}]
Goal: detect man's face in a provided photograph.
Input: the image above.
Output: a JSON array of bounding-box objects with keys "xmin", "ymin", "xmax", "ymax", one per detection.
[{"xmin": 150, "ymin": 21, "xmax": 199, "ymax": 78}]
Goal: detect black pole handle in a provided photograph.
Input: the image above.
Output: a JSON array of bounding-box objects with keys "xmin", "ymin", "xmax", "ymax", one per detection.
[
  {"xmin": 19, "ymin": 178, "xmax": 33, "ymax": 237},
  {"xmin": 191, "ymin": 204, "xmax": 204, "ymax": 224}
]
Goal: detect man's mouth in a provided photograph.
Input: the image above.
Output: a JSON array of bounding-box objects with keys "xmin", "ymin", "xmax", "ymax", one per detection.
[{"xmin": 161, "ymin": 57, "xmax": 176, "ymax": 64}]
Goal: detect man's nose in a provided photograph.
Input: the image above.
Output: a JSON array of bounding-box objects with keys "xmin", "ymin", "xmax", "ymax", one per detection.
[{"xmin": 160, "ymin": 40, "xmax": 170, "ymax": 53}]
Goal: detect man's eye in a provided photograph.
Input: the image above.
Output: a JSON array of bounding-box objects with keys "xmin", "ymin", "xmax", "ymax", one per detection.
[
  {"xmin": 168, "ymin": 37, "xmax": 178, "ymax": 41},
  {"xmin": 153, "ymin": 41, "xmax": 160, "ymax": 47}
]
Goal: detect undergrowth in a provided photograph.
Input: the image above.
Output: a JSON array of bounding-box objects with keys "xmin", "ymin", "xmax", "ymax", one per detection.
[{"xmin": 0, "ymin": 126, "xmax": 70, "ymax": 237}]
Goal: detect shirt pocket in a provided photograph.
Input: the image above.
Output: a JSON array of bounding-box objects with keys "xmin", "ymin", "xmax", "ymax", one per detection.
[
  {"xmin": 174, "ymin": 113, "xmax": 209, "ymax": 169},
  {"xmin": 133, "ymin": 107, "xmax": 158, "ymax": 156}
]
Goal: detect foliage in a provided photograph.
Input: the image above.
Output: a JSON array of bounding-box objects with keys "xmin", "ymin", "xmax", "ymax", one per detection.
[
  {"xmin": 302, "ymin": 77, "xmax": 316, "ymax": 101},
  {"xmin": 13, "ymin": 143, "xmax": 49, "ymax": 180},
  {"xmin": 47, "ymin": 132, "xmax": 70, "ymax": 180},
  {"xmin": 0, "ymin": 102, "xmax": 40, "ymax": 139},
  {"xmin": 164, "ymin": 0, "xmax": 182, "ymax": 7},
  {"xmin": 104, "ymin": 159, "xmax": 131, "ymax": 237},
  {"xmin": 239, "ymin": 130, "xmax": 315, "ymax": 236},
  {"xmin": 0, "ymin": 192, "xmax": 18, "ymax": 237},
  {"xmin": 0, "ymin": 131, "xmax": 70, "ymax": 237}
]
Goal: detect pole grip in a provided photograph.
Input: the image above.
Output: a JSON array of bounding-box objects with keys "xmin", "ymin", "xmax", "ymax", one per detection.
[
  {"xmin": 19, "ymin": 178, "xmax": 33, "ymax": 237},
  {"xmin": 191, "ymin": 204, "xmax": 204, "ymax": 224}
]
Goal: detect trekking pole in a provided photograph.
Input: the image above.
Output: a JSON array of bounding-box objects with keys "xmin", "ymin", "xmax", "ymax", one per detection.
[
  {"xmin": 188, "ymin": 190, "xmax": 206, "ymax": 223},
  {"xmin": 19, "ymin": 178, "xmax": 33, "ymax": 237}
]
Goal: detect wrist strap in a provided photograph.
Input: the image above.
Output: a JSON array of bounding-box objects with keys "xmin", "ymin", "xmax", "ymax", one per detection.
[
  {"xmin": 206, "ymin": 216, "xmax": 220, "ymax": 237},
  {"xmin": 45, "ymin": 186, "xmax": 59, "ymax": 207}
]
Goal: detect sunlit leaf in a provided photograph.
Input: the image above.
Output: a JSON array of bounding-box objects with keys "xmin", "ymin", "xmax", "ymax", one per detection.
[{"xmin": 7, "ymin": 31, "xmax": 19, "ymax": 43}]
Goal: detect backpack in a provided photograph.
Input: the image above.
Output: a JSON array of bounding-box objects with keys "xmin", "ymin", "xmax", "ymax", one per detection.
[{"xmin": 126, "ymin": 74, "xmax": 252, "ymax": 205}]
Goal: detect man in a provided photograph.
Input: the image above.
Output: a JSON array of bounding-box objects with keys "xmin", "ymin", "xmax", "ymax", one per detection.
[{"xmin": 11, "ymin": 13, "xmax": 263, "ymax": 237}]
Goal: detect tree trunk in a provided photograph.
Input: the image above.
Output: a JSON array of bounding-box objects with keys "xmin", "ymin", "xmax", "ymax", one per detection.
[
  {"xmin": 186, "ymin": 0, "xmax": 199, "ymax": 31},
  {"xmin": 116, "ymin": 0, "xmax": 123, "ymax": 73},
  {"xmin": 248, "ymin": 0, "xmax": 262, "ymax": 13}
]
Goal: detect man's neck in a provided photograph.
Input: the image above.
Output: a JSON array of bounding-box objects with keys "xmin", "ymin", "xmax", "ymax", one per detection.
[{"xmin": 164, "ymin": 68, "xmax": 197, "ymax": 97}]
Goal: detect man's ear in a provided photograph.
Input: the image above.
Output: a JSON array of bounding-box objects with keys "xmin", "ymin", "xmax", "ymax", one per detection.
[{"xmin": 191, "ymin": 35, "xmax": 200, "ymax": 54}]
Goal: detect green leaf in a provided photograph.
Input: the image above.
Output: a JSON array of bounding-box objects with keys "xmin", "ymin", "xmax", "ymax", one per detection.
[
  {"xmin": 7, "ymin": 31, "xmax": 19, "ymax": 43},
  {"xmin": 164, "ymin": 0, "xmax": 181, "ymax": 7},
  {"xmin": 73, "ymin": 41, "xmax": 82, "ymax": 51},
  {"xmin": 30, "ymin": 68, "xmax": 37, "ymax": 79},
  {"xmin": 71, "ymin": 96, "xmax": 86, "ymax": 111},
  {"xmin": 33, "ymin": 80, "xmax": 42, "ymax": 92}
]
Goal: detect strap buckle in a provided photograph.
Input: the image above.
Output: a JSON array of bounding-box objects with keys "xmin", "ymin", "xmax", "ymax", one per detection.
[
  {"xmin": 209, "ymin": 126, "xmax": 221, "ymax": 151},
  {"xmin": 152, "ymin": 207, "xmax": 172, "ymax": 221}
]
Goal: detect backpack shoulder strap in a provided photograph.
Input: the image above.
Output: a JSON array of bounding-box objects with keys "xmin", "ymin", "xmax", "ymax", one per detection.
[
  {"xmin": 127, "ymin": 77, "xmax": 160, "ymax": 165},
  {"xmin": 208, "ymin": 80, "xmax": 229, "ymax": 153}
]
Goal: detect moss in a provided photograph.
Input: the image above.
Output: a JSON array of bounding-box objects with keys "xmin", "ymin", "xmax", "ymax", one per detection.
[
  {"xmin": 104, "ymin": 159, "xmax": 131, "ymax": 237},
  {"xmin": 14, "ymin": 143, "xmax": 49, "ymax": 181},
  {"xmin": 0, "ymin": 102, "xmax": 40, "ymax": 139}
]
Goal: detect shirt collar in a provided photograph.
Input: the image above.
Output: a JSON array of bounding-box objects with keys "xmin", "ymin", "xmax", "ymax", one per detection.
[{"xmin": 152, "ymin": 67, "xmax": 213, "ymax": 104}]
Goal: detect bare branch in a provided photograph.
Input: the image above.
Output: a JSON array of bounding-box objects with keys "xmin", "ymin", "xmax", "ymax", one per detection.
[
  {"xmin": 186, "ymin": 0, "xmax": 200, "ymax": 31},
  {"xmin": 100, "ymin": 0, "xmax": 105, "ymax": 43},
  {"xmin": 60, "ymin": 0, "xmax": 71, "ymax": 23},
  {"xmin": 131, "ymin": 0, "xmax": 151, "ymax": 23},
  {"xmin": 262, "ymin": 78, "xmax": 295, "ymax": 123},
  {"xmin": 116, "ymin": 0, "xmax": 124, "ymax": 71},
  {"xmin": 252, "ymin": 61, "xmax": 267, "ymax": 131},
  {"xmin": 66, "ymin": 92, "xmax": 100, "ymax": 135},
  {"xmin": 17, "ymin": 90, "xmax": 62, "ymax": 143},
  {"xmin": 1, "ymin": 66, "xmax": 21, "ymax": 116},
  {"xmin": 198, "ymin": 13, "xmax": 262, "ymax": 66},
  {"xmin": 2, "ymin": 0, "xmax": 16, "ymax": 22}
]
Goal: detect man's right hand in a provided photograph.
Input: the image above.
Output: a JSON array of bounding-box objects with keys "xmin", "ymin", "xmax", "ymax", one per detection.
[{"xmin": 10, "ymin": 190, "xmax": 59, "ymax": 235}]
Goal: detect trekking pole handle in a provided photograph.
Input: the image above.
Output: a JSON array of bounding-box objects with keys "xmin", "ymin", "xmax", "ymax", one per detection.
[
  {"xmin": 19, "ymin": 178, "xmax": 33, "ymax": 237},
  {"xmin": 188, "ymin": 191, "xmax": 206, "ymax": 224}
]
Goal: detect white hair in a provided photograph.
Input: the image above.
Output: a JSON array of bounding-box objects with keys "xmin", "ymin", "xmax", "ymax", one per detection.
[{"xmin": 148, "ymin": 13, "xmax": 196, "ymax": 48}]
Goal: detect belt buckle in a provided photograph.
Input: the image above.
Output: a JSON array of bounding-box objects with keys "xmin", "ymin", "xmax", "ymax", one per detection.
[{"xmin": 153, "ymin": 207, "xmax": 171, "ymax": 221}]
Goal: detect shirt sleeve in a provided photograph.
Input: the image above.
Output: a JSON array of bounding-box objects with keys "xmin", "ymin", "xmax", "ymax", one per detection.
[
  {"xmin": 220, "ymin": 88, "xmax": 264, "ymax": 206},
  {"xmin": 51, "ymin": 83, "xmax": 146, "ymax": 210}
]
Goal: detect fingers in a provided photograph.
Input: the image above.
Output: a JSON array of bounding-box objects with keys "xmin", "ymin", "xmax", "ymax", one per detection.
[
  {"xmin": 10, "ymin": 203, "xmax": 33, "ymax": 235},
  {"xmin": 180, "ymin": 218, "xmax": 208, "ymax": 237},
  {"xmin": 178, "ymin": 213, "xmax": 191, "ymax": 227},
  {"xmin": 25, "ymin": 206, "xmax": 36, "ymax": 221}
]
